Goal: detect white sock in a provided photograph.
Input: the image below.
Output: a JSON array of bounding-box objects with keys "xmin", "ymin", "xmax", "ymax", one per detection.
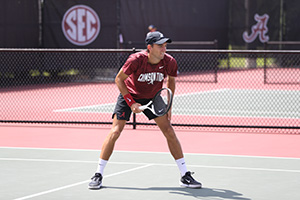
[
  {"xmin": 96, "ymin": 158, "xmax": 108, "ymax": 175},
  {"xmin": 175, "ymin": 158, "xmax": 188, "ymax": 177}
]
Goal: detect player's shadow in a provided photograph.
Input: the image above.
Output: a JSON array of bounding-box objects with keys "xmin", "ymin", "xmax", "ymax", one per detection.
[{"xmin": 103, "ymin": 186, "xmax": 251, "ymax": 200}]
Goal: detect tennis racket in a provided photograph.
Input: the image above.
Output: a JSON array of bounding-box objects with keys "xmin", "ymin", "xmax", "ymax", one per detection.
[{"xmin": 139, "ymin": 88, "xmax": 173, "ymax": 116}]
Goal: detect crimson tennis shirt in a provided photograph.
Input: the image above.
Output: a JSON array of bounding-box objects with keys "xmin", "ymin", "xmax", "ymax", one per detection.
[{"xmin": 122, "ymin": 50, "xmax": 178, "ymax": 99}]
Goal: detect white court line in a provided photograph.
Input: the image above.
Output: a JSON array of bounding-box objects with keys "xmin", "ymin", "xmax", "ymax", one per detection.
[
  {"xmin": 172, "ymin": 88, "xmax": 299, "ymax": 118},
  {"xmin": 54, "ymin": 88, "xmax": 298, "ymax": 118},
  {"xmin": 174, "ymin": 88, "xmax": 230, "ymax": 97},
  {"xmin": 1, "ymin": 158, "xmax": 300, "ymax": 173},
  {"xmin": 52, "ymin": 88, "xmax": 298, "ymax": 118},
  {"xmin": 53, "ymin": 102, "xmax": 115, "ymax": 113},
  {"xmin": 1, "ymin": 146, "xmax": 300, "ymax": 160},
  {"xmin": 53, "ymin": 89, "xmax": 229, "ymax": 113},
  {"xmin": 13, "ymin": 164, "xmax": 153, "ymax": 200},
  {"xmin": 1, "ymin": 146, "xmax": 299, "ymax": 198},
  {"xmin": 174, "ymin": 108, "xmax": 299, "ymax": 118}
]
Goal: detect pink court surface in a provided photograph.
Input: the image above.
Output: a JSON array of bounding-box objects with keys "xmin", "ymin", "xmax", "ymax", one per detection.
[{"xmin": 1, "ymin": 123, "xmax": 300, "ymax": 158}]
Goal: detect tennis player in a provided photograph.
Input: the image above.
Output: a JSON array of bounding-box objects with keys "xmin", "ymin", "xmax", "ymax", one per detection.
[{"xmin": 89, "ymin": 31, "xmax": 202, "ymax": 189}]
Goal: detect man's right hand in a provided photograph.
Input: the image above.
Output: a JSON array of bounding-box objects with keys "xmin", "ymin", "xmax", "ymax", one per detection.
[{"xmin": 131, "ymin": 103, "xmax": 142, "ymax": 113}]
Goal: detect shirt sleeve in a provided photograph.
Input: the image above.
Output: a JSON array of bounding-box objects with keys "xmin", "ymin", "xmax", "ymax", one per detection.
[
  {"xmin": 122, "ymin": 54, "xmax": 139, "ymax": 75},
  {"xmin": 166, "ymin": 57, "xmax": 178, "ymax": 77}
]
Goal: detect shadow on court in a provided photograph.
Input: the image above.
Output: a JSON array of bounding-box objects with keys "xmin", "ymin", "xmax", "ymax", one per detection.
[{"xmin": 102, "ymin": 186, "xmax": 251, "ymax": 200}]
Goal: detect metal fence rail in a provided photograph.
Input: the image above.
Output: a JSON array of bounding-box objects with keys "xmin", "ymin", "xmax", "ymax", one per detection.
[{"xmin": 1, "ymin": 49, "xmax": 299, "ymax": 133}]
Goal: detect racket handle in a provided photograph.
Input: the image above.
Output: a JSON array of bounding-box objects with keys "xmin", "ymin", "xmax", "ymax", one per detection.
[{"xmin": 139, "ymin": 106, "xmax": 147, "ymax": 110}]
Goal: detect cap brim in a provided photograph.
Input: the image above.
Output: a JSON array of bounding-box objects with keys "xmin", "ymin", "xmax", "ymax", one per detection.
[{"xmin": 154, "ymin": 38, "xmax": 172, "ymax": 44}]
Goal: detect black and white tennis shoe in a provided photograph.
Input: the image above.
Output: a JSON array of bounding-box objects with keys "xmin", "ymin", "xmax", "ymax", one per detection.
[
  {"xmin": 88, "ymin": 173, "xmax": 103, "ymax": 189},
  {"xmin": 180, "ymin": 171, "xmax": 202, "ymax": 188}
]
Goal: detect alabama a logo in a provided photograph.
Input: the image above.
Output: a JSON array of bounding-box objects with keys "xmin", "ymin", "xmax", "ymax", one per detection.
[
  {"xmin": 62, "ymin": 5, "xmax": 100, "ymax": 46},
  {"xmin": 243, "ymin": 14, "xmax": 269, "ymax": 43}
]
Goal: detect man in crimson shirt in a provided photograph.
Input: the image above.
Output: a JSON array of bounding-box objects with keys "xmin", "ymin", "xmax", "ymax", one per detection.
[{"xmin": 89, "ymin": 31, "xmax": 202, "ymax": 189}]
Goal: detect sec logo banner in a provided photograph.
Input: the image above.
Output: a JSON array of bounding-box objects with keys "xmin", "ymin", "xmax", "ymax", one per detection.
[{"xmin": 62, "ymin": 5, "xmax": 100, "ymax": 46}]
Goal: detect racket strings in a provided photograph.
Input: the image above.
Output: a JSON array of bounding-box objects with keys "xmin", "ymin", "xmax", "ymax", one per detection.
[{"xmin": 153, "ymin": 90, "xmax": 172, "ymax": 115}]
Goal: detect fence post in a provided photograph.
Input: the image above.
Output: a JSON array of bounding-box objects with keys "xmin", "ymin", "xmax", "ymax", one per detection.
[
  {"xmin": 132, "ymin": 47, "xmax": 137, "ymax": 129},
  {"xmin": 263, "ymin": 52, "xmax": 267, "ymax": 84}
]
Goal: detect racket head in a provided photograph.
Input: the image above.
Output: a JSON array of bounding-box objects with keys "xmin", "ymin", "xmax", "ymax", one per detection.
[{"xmin": 152, "ymin": 88, "xmax": 173, "ymax": 116}]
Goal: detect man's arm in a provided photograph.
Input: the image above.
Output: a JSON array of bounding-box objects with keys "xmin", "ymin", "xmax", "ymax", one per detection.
[
  {"xmin": 115, "ymin": 68, "xmax": 130, "ymax": 96},
  {"xmin": 115, "ymin": 69, "xmax": 142, "ymax": 113},
  {"xmin": 167, "ymin": 75, "xmax": 175, "ymax": 94}
]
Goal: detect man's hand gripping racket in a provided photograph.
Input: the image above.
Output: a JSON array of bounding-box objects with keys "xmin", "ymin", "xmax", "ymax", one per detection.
[{"xmin": 139, "ymin": 88, "xmax": 173, "ymax": 117}]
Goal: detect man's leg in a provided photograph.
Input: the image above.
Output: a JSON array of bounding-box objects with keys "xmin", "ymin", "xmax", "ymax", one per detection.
[
  {"xmin": 89, "ymin": 115, "xmax": 126, "ymax": 189},
  {"xmin": 154, "ymin": 115, "xmax": 202, "ymax": 188},
  {"xmin": 100, "ymin": 115, "xmax": 127, "ymax": 160},
  {"xmin": 154, "ymin": 115, "xmax": 183, "ymax": 160}
]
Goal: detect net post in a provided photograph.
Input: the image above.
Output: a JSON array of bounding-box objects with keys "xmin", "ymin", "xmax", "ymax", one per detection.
[{"xmin": 132, "ymin": 113, "xmax": 137, "ymax": 129}]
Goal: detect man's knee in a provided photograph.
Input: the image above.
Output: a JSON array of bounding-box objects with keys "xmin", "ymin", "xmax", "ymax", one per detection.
[
  {"xmin": 162, "ymin": 126, "xmax": 176, "ymax": 139},
  {"xmin": 108, "ymin": 128, "xmax": 122, "ymax": 141}
]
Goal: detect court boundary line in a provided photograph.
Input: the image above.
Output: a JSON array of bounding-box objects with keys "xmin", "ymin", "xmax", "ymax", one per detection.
[
  {"xmin": 13, "ymin": 164, "xmax": 153, "ymax": 200},
  {"xmin": 1, "ymin": 146, "xmax": 299, "ymax": 199},
  {"xmin": 53, "ymin": 102, "xmax": 116, "ymax": 113},
  {"xmin": 52, "ymin": 88, "xmax": 299, "ymax": 119},
  {"xmin": 1, "ymin": 157, "xmax": 300, "ymax": 173},
  {"xmin": 173, "ymin": 88, "xmax": 299, "ymax": 119},
  {"xmin": 1, "ymin": 146, "xmax": 300, "ymax": 160},
  {"xmin": 53, "ymin": 89, "xmax": 229, "ymax": 113},
  {"xmin": 173, "ymin": 108, "xmax": 299, "ymax": 119}
]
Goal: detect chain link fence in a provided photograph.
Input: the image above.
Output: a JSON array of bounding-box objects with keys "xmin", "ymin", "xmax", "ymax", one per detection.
[{"xmin": 1, "ymin": 49, "xmax": 299, "ymax": 134}]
